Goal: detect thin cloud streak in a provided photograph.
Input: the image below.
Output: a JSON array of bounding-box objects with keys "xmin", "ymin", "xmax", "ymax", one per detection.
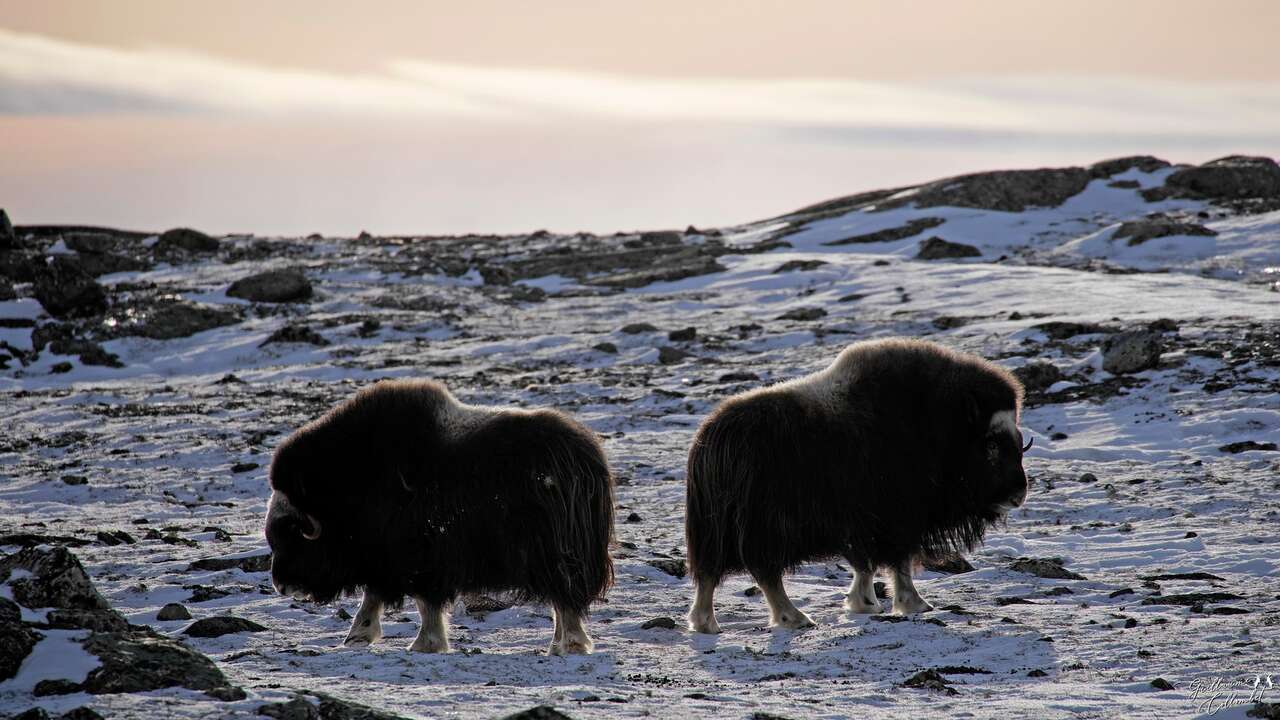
[{"xmin": 2, "ymin": 27, "xmax": 1278, "ymax": 143}]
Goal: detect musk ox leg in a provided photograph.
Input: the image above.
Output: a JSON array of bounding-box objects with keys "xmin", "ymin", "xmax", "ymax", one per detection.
[
  {"xmin": 891, "ymin": 562, "xmax": 934, "ymax": 615},
  {"xmin": 753, "ymin": 573, "xmax": 815, "ymax": 630},
  {"xmin": 548, "ymin": 606, "xmax": 593, "ymax": 656},
  {"xmin": 844, "ymin": 568, "xmax": 881, "ymax": 614},
  {"xmin": 342, "ymin": 591, "xmax": 384, "ymax": 647},
  {"xmin": 687, "ymin": 578, "xmax": 721, "ymax": 634},
  {"xmin": 409, "ymin": 597, "xmax": 451, "ymax": 653}
]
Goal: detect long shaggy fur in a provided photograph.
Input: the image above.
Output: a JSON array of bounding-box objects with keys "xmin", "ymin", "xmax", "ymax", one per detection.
[
  {"xmin": 686, "ymin": 338, "xmax": 1025, "ymax": 586},
  {"xmin": 266, "ymin": 379, "xmax": 615, "ymax": 614}
]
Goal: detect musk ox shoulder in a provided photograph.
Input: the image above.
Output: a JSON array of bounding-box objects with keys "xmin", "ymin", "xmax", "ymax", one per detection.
[
  {"xmin": 685, "ymin": 338, "xmax": 1030, "ymax": 633},
  {"xmin": 265, "ymin": 379, "xmax": 615, "ymax": 655}
]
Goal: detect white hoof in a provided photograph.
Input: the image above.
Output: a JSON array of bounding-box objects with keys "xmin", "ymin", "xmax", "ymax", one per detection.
[
  {"xmin": 342, "ymin": 625, "xmax": 381, "ymax": 647},
  {"xmin": 771, "ymin": 610, "xmax": 816, "ymax": 630},
  {"xmin": 892, "ymin": 597, "xmax": 934, "ymax": 615},
  {"xmin": 548, "ymin": 634, "xmax": 593, "ymax": 656},
  {"xmin": 409, "ymin": 635, "xmax": 450, "ymax": 653},
  {"xmin": 688, "ymin": 609, "xmax": 721, "ymax": 634},
  {"xmin": 844, "ymin": 594, "xmax": 881, "ymax": 614}
]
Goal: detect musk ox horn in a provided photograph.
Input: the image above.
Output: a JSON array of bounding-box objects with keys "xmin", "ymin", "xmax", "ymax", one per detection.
[
  {"xmin": 1022, "ymin": 437, "xmax": 1034, "ymax": 453},
  {"xmin": 301, "ymin": 513, "xmax": 322, "ymax": 540}
]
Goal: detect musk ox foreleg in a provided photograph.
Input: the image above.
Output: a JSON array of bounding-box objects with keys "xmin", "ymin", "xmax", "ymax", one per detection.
[
  {"xmin": 844, "ymin": 568, "xmax": 881, "ymax": 614},
  {"xmin": 342, "ymin": 591, "xmax": 384, "ymax": 647},
  {"xmin": 548, "ymin": 605, "xmax": 593, "ymax": 656},
  {"xmin": 409, "ymin": 597, "xmax": 450, "ymax": 653},
  {"xmin": 753, "ymin": 572, "xmax": 815, "ymax": 630},
  {"xmin": 687, "ymin": 579, "xmax": 721, "ymax": 634},
  {"xmin": 891, "ymin": 561, "xmax": 934, "ymax": 615}
]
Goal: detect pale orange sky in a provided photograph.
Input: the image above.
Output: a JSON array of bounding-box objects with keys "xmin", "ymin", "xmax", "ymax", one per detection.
[
  {"xmin": 1, "ymin": 2, "xmax": 1277, "ymax": 235},
  {"xmin": 3, "ymin": 0, "xmax": 1278, "ymax": 81}
]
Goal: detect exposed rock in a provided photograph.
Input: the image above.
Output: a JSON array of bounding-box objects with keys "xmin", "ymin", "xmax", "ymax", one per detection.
[
  {"xmin": 1148, "ymin": 155, "xmax": 1280, "ymax": 204},
  {"xmin": 718, "ymin": 371, "xmax": 760, "ymax": 383},
  {"xmin": 1009, "ymin": 557, "xmax": 1086, "ymax": 580},
  {"xmin": 31, "ymin": 323, "xmax": 123, "ymax": 368},
  {"xmin": 62, "ymin": 232, "xmax": 116, "ymax": 254},
  {"xmin": 588, "ymin": 253, "xmax": 725, "ymax": 289},
  {"xmin": 32, "ymin": 256, "xmax": 109, "ymax": 318},
  {"xmin": 640, "ymin": 616, "xmax": 678, "ymax": 630},
  {"xmin": 259, "ymin": 697, "xmax": 321, "ymax": 720},
  {"xmin": 44, "ymin": 608, "xmax": 129, "ymax": 632},
  {"xmin": 592, "ymin": 342, "xmax": 618, "ymax": 354},
  {"xmin": 81, "ymin": 629, "xmax": 232, "ymax": 693},
  {"xmin": 1013, "ymin": 362, "xmax": 1063, "ymax": 393},
  {"xmin": 1101, "ymin": 330, "xmax": 1162, "ymax": 374},
  {"xmin": 657, "ymin": 346, "xmax": 693, "ymax": 365},
  {"xmin": 1113, "ymin": 219, "xmax": 1216, "ymax": 247},
  {"xmin": 916, "ymin": 237, "xmax": 980, "ymax": 260},
  {"xmin": 0, "ymin": 278, "xmax": 15, "ymax": 300},
  {"xmin": 227, "ymin": 269, "xmax": 313, "ymax": 303},
  {"xmin": 1150, "ymin": 678, "xmax": 1175, "ymax": 691},
  {"xmin": 922, "ymin": 555, "xmax": 975, "ymax": 574},
  {"xmin": 667, "ymin": 327, "xmax": 696, "ymax": 342},
  {"xmin": 182, "ymin": 615, "xmax": 267, "ymax": 638},
  {"xmin": 0, "ymin": 546, "xmax": 112, "ymax": 611},
  {"xmin": 777, "ymin": 307, "xmax": 826, "ymax": 321},
  {"xmin": 34, "ymin": 678, "xmax": 84, "ymax": 696},
  {"xmin": 72, "ymin": 251, "xmax": 150, "ymax": 278},
  {"xmin": 885, "ymin": 167, "xmax": 1091, "ymax": 213},
  {"xmin": 0, "ymin": 621, "xmax": 42, "ymax": 681},
  {"xmin": 1219, "ymin": 441, "xmax": 1278, "ymax": 454},
  {"xmin": 823, "ymin": 217, "xmax": 945, "ymax": 246},
  {"xmin": 0, "ymin": 208, "xmax": 14, "ymax": 248},
  {"xmin": 261, "ymin": 325, "xmax": 329, "ymax": 347},
  {"xmin": 773, "ymin": 259, "xmax": 827, "ymax": 273},
  {"xmin": 620, "ymin": 323, "xmax": 659, "ymax": 334},
  {"xmin": 188, "ymin": 553, "xmax": 271, "ymax": 573},
  {"xmin": 645, "ymin": 558, "xmax": 687, "ymax": 578},
  {"xmin": 901, "ymin": 669, "xmax": 958, "ymax": 695},
  {"xmin": 107, "ymin": 299, "xmax": 240, "ymax": 340},
  {"xmin": 157, "ymin": 603, "xmax": 192, "ymax": 621},
  {"xmin": 1089, "ymin": 156, "xmax": 1171, "ymax": 178},
  {"xmin": 1032, "ymin": 321, "xmax": 1114, "ymax": 340},
  {"xmin": 932, "ymin": 316, "xmax": 967, "ymax": 330},
  {"xmin": 156, "ymin": 228, "xmax": 220, "ymax": 254}
]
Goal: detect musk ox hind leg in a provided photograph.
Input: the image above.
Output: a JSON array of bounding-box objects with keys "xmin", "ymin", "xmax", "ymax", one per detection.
[
  {"xmin": 687, "ymin": 577, "xmax": 721, "ymax": 634},
  {"xmin": 548, "ymin": 605, "xmax": 593, "ymax": 656},
  {"xmin": 891, "ymin": 561, "xmax": 934, "ymax": 615},
  {"xmin": 409, "ymin": 596, "xmax": 451, "ymax": 653},
  {"xmin": 843, "ymin": 566, "xmax": 881, "ymax": 615},
  {"xmin": 753, "ymin": 572, "xmax": 816, "ymax": 630},
  {"xmin": 342, "ymin": 591, "xmax": 384, "ymax": 647}
]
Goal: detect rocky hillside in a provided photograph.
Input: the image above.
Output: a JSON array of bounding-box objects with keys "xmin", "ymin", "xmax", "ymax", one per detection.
[{"xmin": 1, "ymin": 155, "xmax": 1278, "ymax": 719}]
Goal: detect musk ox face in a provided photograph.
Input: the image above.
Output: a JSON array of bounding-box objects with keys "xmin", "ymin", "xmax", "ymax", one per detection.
[
  {"xmin": 970, "ymin": 408, "xmax": 1030, "ymax": 515},
  {"xmin": 264, "ymin": 436, "xmax": 355, "ymax": 603}
]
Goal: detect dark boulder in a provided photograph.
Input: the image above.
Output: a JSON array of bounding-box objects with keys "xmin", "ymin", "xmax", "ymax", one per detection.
[
  {"xmin": 157, "ymin": 603, "xmax": 193, "ymax": 621},
  {"xmin": 227, "ymin": 268, "xmax": 313, "ymax": 303},
  {"xmin": 1013, "ymin": 362, "xmax": 1064, "ymax": 393},
  {"xmin": 917, "ymin": 237, "xmax": 981, "ymax": 260},
  {"xmin": 823, "ymin": 217, "xmax": 945, "ymax": 246},
  {"xmin": 1009, "ymin": 557, "xmax": 1086, "ymax": 580},
  {"xmin": 81, "ymin": 629, "xmax": 231, "ymax": 693},
  {"xmin": 260, "ymin": 324, "xmax": 329, "ymax": 348},
  {"xmin": 0, "ymin": 621, "xmax": 42, "ymax": 681},
  {"xmin": 1, "ymin": 208, "xmax": 16, "ymax": 249},
  {"xmin": 1101, "ymin": 330, "xmax": 1163, "ymax": 374},
  {"xmin": 1113, "ymin": 219, "xmax": 1216, "ymax": 247},
  {"xmin": 32, "ymin": 256, "xmax": 108, "ymax": 318},
  {"xmin": 1158, "ymin": 155, "xmax": 1280, "ymax": 201},
  {"xmin": 155, "ymin": 228, "xmax": 220, "ymax": 254},
  {"xmin": 0, "ymin": 546, "xmax": 112, "ymax": 611},
  {"xmin": 1089, "ymin": 156, "xmax": 1171, "ymax": 178},
  {"xmin": 885, "ymin": 167, "xmax": 1091, "ymax": 213},
  {"xmin": 106, "ymin": 299, "xmax": 240, "ymax": 340},
  {"xmin": 182, "ymin": 615, "xmax": 267, "ymax": 638}
]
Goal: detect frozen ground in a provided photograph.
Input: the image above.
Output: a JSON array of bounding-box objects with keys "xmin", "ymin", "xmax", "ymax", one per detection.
[{"xmin": 1, "ymin": 157, "xmax": 1279, "ymax": 719}]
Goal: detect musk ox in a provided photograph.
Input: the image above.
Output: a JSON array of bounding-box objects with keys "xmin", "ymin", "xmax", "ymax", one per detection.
[
  {"xmin": 685, "ymin": 338, "xmax": 1029, "ymax": 633},
  {"xmin": 265, "ymin": 379, "xmax": 615, "ymax": 655}
]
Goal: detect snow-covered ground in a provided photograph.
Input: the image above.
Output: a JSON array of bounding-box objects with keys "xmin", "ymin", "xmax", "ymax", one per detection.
[{"xmin": 2, "ymin": 160, "xmax": 1278, "ymax": 719}]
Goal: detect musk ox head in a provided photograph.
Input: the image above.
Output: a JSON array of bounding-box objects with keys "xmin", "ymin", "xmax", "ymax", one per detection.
[
  {"xmin": 264, "ymin": 380, "xmax": 445, "ymax": 603},
  {"xmin": 968, "ymin": 408, "xmax": 1031, "ymax": 516}
]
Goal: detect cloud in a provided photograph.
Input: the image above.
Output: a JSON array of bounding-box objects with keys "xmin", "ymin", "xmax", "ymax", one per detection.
[{"xmin": 2, "ymin": 27, "xmax": 1277, "ymax": 146}]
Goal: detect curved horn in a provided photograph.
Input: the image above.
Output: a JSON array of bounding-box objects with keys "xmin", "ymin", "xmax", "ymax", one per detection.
[
  {"xmin": 301, "ymin": 513, "xmax": 322, "ymax": 540},
  {"xmin": 1022, "ymin": 437, "xmax": 1034, "ymax": 453}
]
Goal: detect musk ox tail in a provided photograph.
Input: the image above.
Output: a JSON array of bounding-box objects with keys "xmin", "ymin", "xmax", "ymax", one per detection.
[{"xmin": 531, "ymin": 413, "xmax": 615, "ymax": 613}]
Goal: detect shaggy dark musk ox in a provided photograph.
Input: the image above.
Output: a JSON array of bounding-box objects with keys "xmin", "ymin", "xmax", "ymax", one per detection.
[
  {"xmin": 265, "ymin": 379, "xmax": 614, "ymax": 655},
  {"xmin": 686, "ymin": 338, "xmax": 1029, "ymax": 632}
]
